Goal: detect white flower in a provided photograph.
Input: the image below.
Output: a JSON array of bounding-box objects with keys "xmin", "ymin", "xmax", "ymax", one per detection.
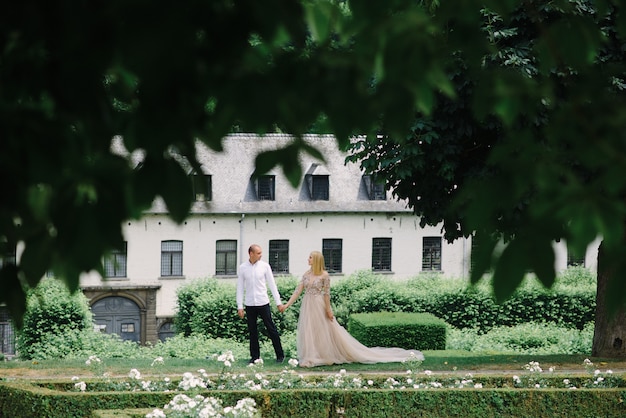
[
  {"xmin": 474, "ymin": 383, "xmax": 483, "ymax": 389},
  {"xmin": 563, "ymin": 379, "xmax": 570, "ymax": 385},
  {"xmin": 145, "ymin": 408, "xmax": 166, "ymax": 418},
  {"xmin": 367, "ymin": 380, "xmax": 374, "ymax": 386},
  {"xmin": 151, "ymin": 356, "xmax": 164, "ymax": 367},
  {"xmin": 288, "ymin": 358, "xmax": 299, "ymax": 367},
  {"xmin": 74, "ymin": 381, "xmax": 86, "ymax": 392},
  {"xmin": 71, "ymin": 376, "xmax": 79, "ymax": 381},
  {"xmin": 424, "ymin": 370, "xmax": 433, "ymax": 376},
  {"xmin": 129, "ymin": 369, "xmax": 142, "ymax": 380}
]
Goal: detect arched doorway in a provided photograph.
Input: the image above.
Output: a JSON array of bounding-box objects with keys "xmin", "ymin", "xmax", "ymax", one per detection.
[{"xmin": 91, "ymin": 296, "xmax": 141, "ymax": 342}]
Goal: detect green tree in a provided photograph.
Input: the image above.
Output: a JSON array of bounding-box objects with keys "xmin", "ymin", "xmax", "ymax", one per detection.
[
  {"xmin": 348, "ymin": 1, "xmax": 626, "ymax": 357},
  {"xmin": 1, "ymin": 0, "xmax": 625, "ymax": 359}
]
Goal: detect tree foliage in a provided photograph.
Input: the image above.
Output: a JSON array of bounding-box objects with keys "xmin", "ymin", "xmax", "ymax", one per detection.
[
  {"xmin": 347, "ymin": 1, "xmax": 626, "ymax": 309},
  {"xmin": 1, "ymin": 0, "xmax": 625, "ymax": 327}
]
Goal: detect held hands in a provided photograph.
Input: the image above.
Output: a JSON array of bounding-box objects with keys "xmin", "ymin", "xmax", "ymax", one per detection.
[
  {"xmin": 278, "ymin": 304, "xmax": 287, "ymax": 313},
  {"xmin": 326, "ymin": 310, "xmax": 334, "ymax": 321}
]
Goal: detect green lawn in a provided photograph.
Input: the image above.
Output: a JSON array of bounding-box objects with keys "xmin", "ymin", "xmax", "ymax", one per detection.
[{"xmin": 1, "ymin": 351, "xmax": 623, "ymax": 379}]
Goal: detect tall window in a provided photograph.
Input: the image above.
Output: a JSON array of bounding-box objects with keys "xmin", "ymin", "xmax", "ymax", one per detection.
[
  {"xmin": 161, "ymin": 240, "xmax": 183, "ymax": 276},
  {"xmin": 192, "ymin": 174, "xmax": 212, "ymax": 202},
  {"xmin": 104, "ymin": 242, "xmax": 127, "ymax": 278},
  {"xmin": 216, "ymin": 240, "xmax": 237, "ymax": 275},
  {"xmin": 422, "ymin": 237, "xmax": 442, "ymax": 271},
  {"xmin": 269, "ymin": 240, "xmax": 289, "ymax": 273},
  {"xmin": 256, "ymin": 175, "xmax": 275, "ymax": 201},
  {"xmin": 567, "ymin": 249, "xmax": 585, "ymax": 267},
  {"xmin": 323, "ymin": 239, "xmax": 343, "ymax": 273},
  {"xmin": 372, "ymin": 238, "xmax": 392, "ymax": 272}
]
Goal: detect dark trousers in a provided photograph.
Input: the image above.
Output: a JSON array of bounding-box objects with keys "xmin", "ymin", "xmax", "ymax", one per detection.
[{"xmin": 245, "ymin": 304, "xmax": 284, "ymax": 361}]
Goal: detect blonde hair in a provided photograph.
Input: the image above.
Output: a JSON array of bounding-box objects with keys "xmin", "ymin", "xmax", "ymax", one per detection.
[{"xmin": 309, "ymin": 251, "xmax": 326, "ymax": 275}]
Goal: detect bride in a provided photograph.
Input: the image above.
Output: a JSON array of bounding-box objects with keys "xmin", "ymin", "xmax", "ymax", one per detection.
[{"xmin": 280, "ymin": 251, "xmax": 424, "ymax": 367}]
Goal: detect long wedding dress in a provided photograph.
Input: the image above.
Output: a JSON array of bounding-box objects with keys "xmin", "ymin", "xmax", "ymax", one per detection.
[{"xmin": 295, "ymin": 271, "xmax": 424, "ymax": 367}]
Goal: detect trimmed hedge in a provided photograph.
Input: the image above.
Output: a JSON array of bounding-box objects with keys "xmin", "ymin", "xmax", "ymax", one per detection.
[
  {"xmin": 348, "ymin": 312, "xmax": 446, "ymax": 350},
  {"xmin": 1, "ymin": 381, "xmax": 625, "ymax": 418},
  {"xmin": 174, "ymin": 270, "xmax": 595, "ymax": 343}
]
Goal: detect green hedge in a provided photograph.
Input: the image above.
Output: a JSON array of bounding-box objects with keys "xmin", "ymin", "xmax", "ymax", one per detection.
[
  {"xmin": 1, "ymin": 381, "xmax": 625, "ymax": 418},
  {"xmin": 348, "ymin": 312, "xmax": 446, "ymax": 350},
  {"xmin": 174, "ymin": 269, "xmax": 595, "ymax": 342}
]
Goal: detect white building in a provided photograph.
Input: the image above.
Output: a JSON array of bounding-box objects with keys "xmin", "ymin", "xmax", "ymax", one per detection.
[{"xmin": 1, "ymin": 134, "xmax": 600, "ymax": 350}]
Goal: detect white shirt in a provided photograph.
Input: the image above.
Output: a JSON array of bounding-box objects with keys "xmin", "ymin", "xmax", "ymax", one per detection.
[{"xmin": 236, "ymin": 259, "xmax": 283, "ymax": 309}]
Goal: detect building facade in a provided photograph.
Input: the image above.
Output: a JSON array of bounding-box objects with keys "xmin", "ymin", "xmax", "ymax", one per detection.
[{"xmin": 0, "ymin": 134, "xmax": 602, "ymax": 352}]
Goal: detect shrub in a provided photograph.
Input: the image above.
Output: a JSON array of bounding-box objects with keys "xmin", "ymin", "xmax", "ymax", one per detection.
[
  {"xmin": 176, "ymin": 278, "xmax": 298, "ymax": 343},
  {"xmin": 447, "ymin": 322, "xmax": 594, "ymax": 355},
  {"xmin": 16, "ymin": 278, "xmax": 93, "ymax": 360}
]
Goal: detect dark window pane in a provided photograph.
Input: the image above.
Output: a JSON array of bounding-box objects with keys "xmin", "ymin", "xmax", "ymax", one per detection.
[
  {"xmin": 312, "ymin": 176, "xmax": 329, "ymax": 200},
  {"xmin": 257, "ymin": 176, "xmax": 275, "ymax": 201},
  {"xmin": 192, "ymin": 174, "xmax": 212, "ymax": 201},
  {"xmin": 422, "ymin": 237, "xmax": 442, "ymax": 271},
  {"xmin": 372, "ymin": 238, "xmax": 391, "ymax": 271},
  {"xmin": 269, "ymin": 240, "xmax": 289, "ymax": 273},
  {"xmin": 161, "ymin": 240, "xmax": 183, "ymax": 276},
  {"xmin": 322, "ymin": 239, "xmax": 342, "ymax": 273},
  {"xmin": 104, "ymin": 242, "xmax": 127, "ymax": 277},
  {"xmin": 216, "ymin": 240, "xmax": 237, "ymax": 275}
]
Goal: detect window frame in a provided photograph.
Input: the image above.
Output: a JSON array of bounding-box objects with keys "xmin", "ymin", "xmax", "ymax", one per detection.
[
  {"xmin": 422, "ymin": 236, "xmax": 442, "ymax": 271},
  {"xmin": 215, "ymin": 239, "xmax": 237, "ymax": 276},
  {"xmin": 104, "ymin": 242, "xmax": 128, "ymax": 278},
  {"xmin": 371, "ymin": 237, "xmax": 392, "ymax": 272},
  {"xmin": 363, "ymin": 175, "xmax": 386, "ymax": 200},
  {"xmin": 268, "ymin": 239, "xmax": 289, "ymax": 274},
  {"xmin": 256, "ymin": 175, "xmax": 276, "ymax": 201},
  {"xmin": 322, "ymin": 238, "xmax": 343, "ymax": 273},
  {"xmin": 161, "ymin": 240, "xmax": 183, "ymax": 277},
  {"xmin": 192, "ymin": 173, "xmax": 212, "ymax": 202}
]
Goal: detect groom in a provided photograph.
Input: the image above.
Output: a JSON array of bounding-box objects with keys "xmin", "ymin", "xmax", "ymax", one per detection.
[{"xmin": 236, "ymin": 244, "xmax": 285, "ymax": 363}]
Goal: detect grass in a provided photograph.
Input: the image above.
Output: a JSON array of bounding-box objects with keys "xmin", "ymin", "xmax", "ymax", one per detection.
[{"xmin": 1, "ymin": 351, "xmax": 624, "ymax": 380}]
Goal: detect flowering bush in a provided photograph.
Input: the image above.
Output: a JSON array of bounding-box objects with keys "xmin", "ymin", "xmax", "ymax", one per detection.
[
  {"xmin": 65, "ymin": 352, "xmax": 624, "ymax": 417},
  {"xmin": 146, "ymin": 394, "xmax": 259, "ymax": 418}
]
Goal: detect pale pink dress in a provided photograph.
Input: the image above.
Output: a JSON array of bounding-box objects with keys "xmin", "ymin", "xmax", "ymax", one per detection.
[{"xmin": 295, "ymin": 271, "xmax": 425, "ymax": 367}]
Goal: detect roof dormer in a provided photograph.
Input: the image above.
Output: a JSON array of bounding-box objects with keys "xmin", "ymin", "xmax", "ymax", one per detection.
[{"xmin": 305, "ymin": 163, "xmax": 330, "ymax": 200}]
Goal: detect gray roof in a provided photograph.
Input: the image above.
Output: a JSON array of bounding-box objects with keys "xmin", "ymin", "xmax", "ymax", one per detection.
[{"xmin": 117, "ymin": 133, "xmax": 411, "ymax": 215}]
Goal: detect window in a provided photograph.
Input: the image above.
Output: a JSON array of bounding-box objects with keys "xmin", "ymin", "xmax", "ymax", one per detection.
[
  {"xmin": 158, "ymin": 322, "xmax": 176, "ymax": 342},
  {"xmin": 567, "ymin": 249, "xmax": 585, "ymax": 267},
  {"xmin": 256, "ymin": 175, "xmax": 275, "ymax": 201},
  {"xmin": 323, "ymin": 239, "xmax": 343, "ymax": 273},
  {"xmin": 372, "ymin": 238, "xmax": 392, "ymax": 272},
  {"xmin": 104, "ymin": 242, "xmax": 127, "ymax": 278},
  {"xmin": 363, "ymin": 175, "xmax": 386, "ymax": 200},
  {"xmin": 422, "ymin": 237, "xmax": 442, "ymax": 271},
  {"xmin": 305, "ymin": 163, "xmax": 330, "ymax": 200},
  {"xmin": 269, "ymin": 240, "xmax": 289, "ymax": 273},
  {"xmin": 161, "ymin": 240, "xmax": 183, "ymax": 276},
  {"xmin": 311, "ymin": 175, "xmax": 329, "ymax": 200},
  {"xmin": 192, "ymin": 174, "xmax": 212, "ymax": 202},
  {"xmin": 216, "ymin": 240, "xmax": 237, "ymax": 275}
]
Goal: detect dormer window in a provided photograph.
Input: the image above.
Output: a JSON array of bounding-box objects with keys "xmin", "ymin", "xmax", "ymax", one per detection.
[
  {"xmin": 192, "ymin": 173, "xmax": 212, "ymax": 202},
  {"xmin": 256, "ymin": 175, "xmax": 275, "ymax": 201},
  {"xmin": 305, "ymin": 164, "xmax": 330, "ymax": 200},
  {"xmin": 363, "ymin": 175, "xmax": 386, "ymax": 200}
]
